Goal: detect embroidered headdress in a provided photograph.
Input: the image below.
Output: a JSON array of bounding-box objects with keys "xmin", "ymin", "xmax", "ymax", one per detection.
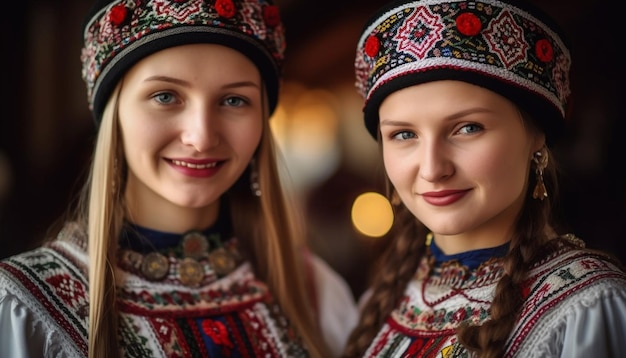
[
  {"xmin": 355, "ymin": 0, "xmax": 571, "ymax": 142},
  {"xmin": 81, "ymin": 0, "xmax": 285, "ymax": 122}
]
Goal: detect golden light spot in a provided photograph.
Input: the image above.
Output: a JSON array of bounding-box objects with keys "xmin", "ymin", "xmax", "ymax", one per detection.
[{"xmin": 351, "ymin": 192, "xmax": 394, "ymax": 237}]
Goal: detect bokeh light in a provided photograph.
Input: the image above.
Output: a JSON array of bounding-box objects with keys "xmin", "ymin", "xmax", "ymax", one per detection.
[{"xmin": 351, "ymin": 191, "xmax": 394, "ymax": 237}]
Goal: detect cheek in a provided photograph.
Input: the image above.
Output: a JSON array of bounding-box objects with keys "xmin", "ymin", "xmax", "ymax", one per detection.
[
  {"xmin": 383, "ymin": 150, "xmax": 412, "ymax": 188},
  {"xmin": 120, "ymin": 121, "xmax": 156, "ymax": 154},
  {"xmin": 232, "ymin": 123, "xmax": 263, "ymax": 157},
  {"xmin": 119, "ymin": 101, "xmax": 173, "ymax": 151},
  {"xmin": 476, "ymin": 147, "xmax": 530, "ymax": 194}
]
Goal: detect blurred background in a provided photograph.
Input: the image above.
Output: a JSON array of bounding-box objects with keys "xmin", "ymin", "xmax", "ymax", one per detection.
[{"xmin": 1, "ymin": 0, "xmax": 624, "ymax": 299}]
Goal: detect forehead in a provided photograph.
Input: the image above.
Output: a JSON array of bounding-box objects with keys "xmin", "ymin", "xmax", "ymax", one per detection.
[{"xmin": 380, "ymin": 80, "xmax": 518, "ymax": 115}]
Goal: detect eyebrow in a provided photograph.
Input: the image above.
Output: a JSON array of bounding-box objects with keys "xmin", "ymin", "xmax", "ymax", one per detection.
[
  {"xmin": 379, "ymin": 119, "xmax": 411, "ymax": 128},
  {"xmin": 144, "ymin": 75, "xmax": 189, "ymax": 86},
  {"xmin": 144, "ymin": 76, "xmax": 261, "ymax": 90},
  {"xmin": 380, "ymin": 107, "xmax": 495, "ymax": 127}
]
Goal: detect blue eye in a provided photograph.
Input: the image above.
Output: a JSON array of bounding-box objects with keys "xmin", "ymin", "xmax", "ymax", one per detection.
[
  {"xmin": 391, "ymin": 131, "xmax": 416, "ymax": 141},
  {"xmin": 223, "ymin": 96, "xmax": 248, "ymax": 107},
  {"xmin": 457, "ymin": 123, "xmax": 483, "ymax": 134},
  {"xmin": 153, "ymin": 92, "xmax": 177, "ymax": 105}
]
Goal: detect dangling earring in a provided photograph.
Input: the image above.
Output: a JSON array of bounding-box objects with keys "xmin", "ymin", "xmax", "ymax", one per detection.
[
  {"xmin": 249, "ymin": 158, "xmax": 261, "ymax": 197},
  {"xmin": 532, "ymin": 147, "xmax": 548, "ymax": 201}
]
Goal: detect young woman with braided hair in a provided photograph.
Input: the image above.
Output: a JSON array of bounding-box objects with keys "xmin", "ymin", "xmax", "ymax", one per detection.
[
  {"xmin": 0, "ymin": 0, "xmax": 358, "ymax": 357},
  {"xmin": 343, "ymin": 0, "xmax": 626, "ymax": 357}
]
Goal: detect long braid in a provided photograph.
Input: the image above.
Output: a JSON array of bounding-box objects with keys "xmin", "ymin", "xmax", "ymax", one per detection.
[
  {"xmin": 460, "ymin": 235, "xmax": 529, "ymax": 357},
  {"xmin": 343, "ymin": 204, "xmax": 429, "ymax": 357},
  {"xmin": 457, "ymin": 148, "xmax": 558, "ymax": 357}
]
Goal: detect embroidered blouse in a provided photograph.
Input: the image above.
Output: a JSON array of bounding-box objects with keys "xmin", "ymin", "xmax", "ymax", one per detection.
[
  {"xmin": 0, "ymin": 222, "xmax": 358, "ymax": 357},
  {"xmin": 362, "ymin": 236, "xmax": 626, "ymax": 357}
]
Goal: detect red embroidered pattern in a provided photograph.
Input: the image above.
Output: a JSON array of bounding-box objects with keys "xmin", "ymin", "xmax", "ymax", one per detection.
[
  {"xmin": 0, "ymin": 223, "xmax": 308, "ymax": 357},
  {"xmin": 355, "ymin": 0, "xmax": 572, "ymax": 121},
  {"xmin": 81, "ymin": 0, "xmax": 285, "ymax": 112},
  {"xmin": 363, "ymin": 237, "xmax": 626, "ymax": 357},
  {"xmin": 364, "ymin": 36, "xmax": 379, "ymax": 57},
  {"xmin": 108, "ymin": 4, "xmax": 128, "ymax": 26},
  {"xmin": 456, "ymin": 12, "xmax": 482, "ymax": 36},
  {"xmin": 202, "ymin": 319, "xmax": 234, "ymax": 347},
  {"xmin": 216, "ymin": 0, "xmax": 237, "ymax": 18}
]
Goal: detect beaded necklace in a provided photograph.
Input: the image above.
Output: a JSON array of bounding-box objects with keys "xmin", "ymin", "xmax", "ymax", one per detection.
[{"xmin": 118, "ymin": 221, "xmax": 241, "ymax": 287}]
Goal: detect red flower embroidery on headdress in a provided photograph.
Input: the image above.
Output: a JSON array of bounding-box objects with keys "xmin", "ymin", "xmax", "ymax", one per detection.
[
  {"xmin": 263, "ymin": 5, "xmax": 281, "ymax": 27},
  {"xmin": 456, "ymin": 12, "xmax": 482, "ymax": 36},
  {"xmin": 109, "ymin": 4, "xmax": 128, "ymax": 26},
  {"xmin": 364, "ymin": 35, "xmax": 380, "ymax": 58},
  {"xmin": 535, "ymin": 39, "xmax": 554, "ymax": 62},
  {"xmin": 215, "ymin": 0, "xmax": 237, "ymax": 18}
]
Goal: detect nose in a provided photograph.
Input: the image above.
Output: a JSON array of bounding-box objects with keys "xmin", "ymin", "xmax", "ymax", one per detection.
[
  {"xmin": 418, "ymin": 139, "xmax": 454, "ymax": 182},
  {"xmin": 180, "ymin": 105, "xmax": 220, "ymax": 152}
]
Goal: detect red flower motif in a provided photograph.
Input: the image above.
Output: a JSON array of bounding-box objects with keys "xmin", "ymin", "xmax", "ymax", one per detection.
[
  {"xmin": 46, "ymin": 274, "xmax": 87, "ymax": 307},
  {"xmin": 263, "ymin": 5, "xmax": 281, "ymax": 27},
  {"xmin": 364, "ymin": 35, "xmax": 379, "ymax": 58},
  {"xmin": 456, "ymin": 12, "xmax": 482, "ymax": 36},
  {"xmin": 535, "ymin": 39, "xmax": 554, "ymax": 62},
  {"xmin": 202, "ymin": 319, "xmax": 234, "ymax": 347},
  {"xmin": 109, "ymin": 4, "xmax": 128, "ymax": 26},
  {"xmin": 215, "ymin": 0, "xmax": 237, "ymax": 19},
  {"xmin": 452, "ymin": 307, "xmax": 467, "ymax": 321}
]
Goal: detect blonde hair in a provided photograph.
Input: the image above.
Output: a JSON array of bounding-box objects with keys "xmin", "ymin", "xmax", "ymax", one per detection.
[
  {"xmin": 229, "ymin": 110, "xmax": 330, "ymax": 357},
  {"xmin": 79, "ymin": 82, "xmax": 329, "ymax": 357},
  {"xmin": 80, "ymin": 82, "xmax": 125, "ymax": 357}
]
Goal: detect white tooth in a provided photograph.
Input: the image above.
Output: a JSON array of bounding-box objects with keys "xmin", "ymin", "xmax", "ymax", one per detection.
[{"xmin": 172, "ymin": 160, "xmax": 217, "ymax": 169}]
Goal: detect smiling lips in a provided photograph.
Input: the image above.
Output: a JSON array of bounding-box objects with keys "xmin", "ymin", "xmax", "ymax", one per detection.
[
  {"xmin": 168, "ymin": 158, "xmax": 221, "ymax": 178},
  {"xmin": 171, "ymin": 159, "xmax": 218, "ymax": 169},
  {"xmin": 420, "ymin": 189, "xmax": 469, "ymax": 206}
]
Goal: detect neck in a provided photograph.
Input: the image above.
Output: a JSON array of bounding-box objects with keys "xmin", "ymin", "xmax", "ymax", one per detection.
[
  {"xmin": 432, "ymin": 226, "xmax": 514, "ymax": 255},
  {"xmin": 124, "ymin": 195, "xmax": 221, "ymax": 234}
]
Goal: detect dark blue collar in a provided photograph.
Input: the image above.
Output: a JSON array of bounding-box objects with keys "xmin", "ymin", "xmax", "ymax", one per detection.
[
  {"xmin": 119, "ymin": 214, "xmax": 232, "ymax": 253},
  {"xmin": 430, "ymin": 239, "xmax": 510, "ymax": 270}
]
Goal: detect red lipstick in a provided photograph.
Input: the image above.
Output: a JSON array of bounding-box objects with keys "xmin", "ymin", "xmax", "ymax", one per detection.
[
  {"xmin": 167, "ymin": 158, "xmax": 222, "ymax": 178},
  {"xmin": 420, "ymin": 189, "xmax": 469, "ymax": 206}
]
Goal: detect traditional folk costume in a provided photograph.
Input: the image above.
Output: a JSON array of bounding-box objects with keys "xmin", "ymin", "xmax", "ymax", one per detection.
[
  {"xmin": 363, "ymin": 236, "xmax": 626, "ymax": 357},
  {"xmin": 353, "ymin": 2, "xmax": 626, "ymax": 355},
  {"xmin": 0, "ymin": 1, "xmax": 359, "ymax": 356},
  {"xmin": 0, "ymin": 220, "xmax": 357, "ymax": 357}
]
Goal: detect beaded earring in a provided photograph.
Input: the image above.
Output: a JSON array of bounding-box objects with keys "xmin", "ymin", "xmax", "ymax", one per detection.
[
  {"xmin": 250, "ymin": 158, "xmax": 261, "ymax": 197},
  {"xmin": 532, "ymin": 148, "xmax": 549, "ymax": 201}
]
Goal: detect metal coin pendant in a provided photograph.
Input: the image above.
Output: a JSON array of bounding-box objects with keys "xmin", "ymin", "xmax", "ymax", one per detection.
[
  {"xmin": 182, "ymin": 232, "xmax": 210, "ymax": 260},
  {"xmin": 141, "ymin": 252, "xmax": 169, "ymax": 281},
  {"xmin": 179, "ymin": 257, "xmax": 204, "ymax": 286},
  {"xmin": 208, "ymin": 248, "xmax": 236, "ymax": 276}
]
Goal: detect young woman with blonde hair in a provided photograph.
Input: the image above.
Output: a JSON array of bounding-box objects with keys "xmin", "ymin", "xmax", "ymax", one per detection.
[{"xmin": 0, "ymin": 0, "xmax": 357, "ymax": 357}]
